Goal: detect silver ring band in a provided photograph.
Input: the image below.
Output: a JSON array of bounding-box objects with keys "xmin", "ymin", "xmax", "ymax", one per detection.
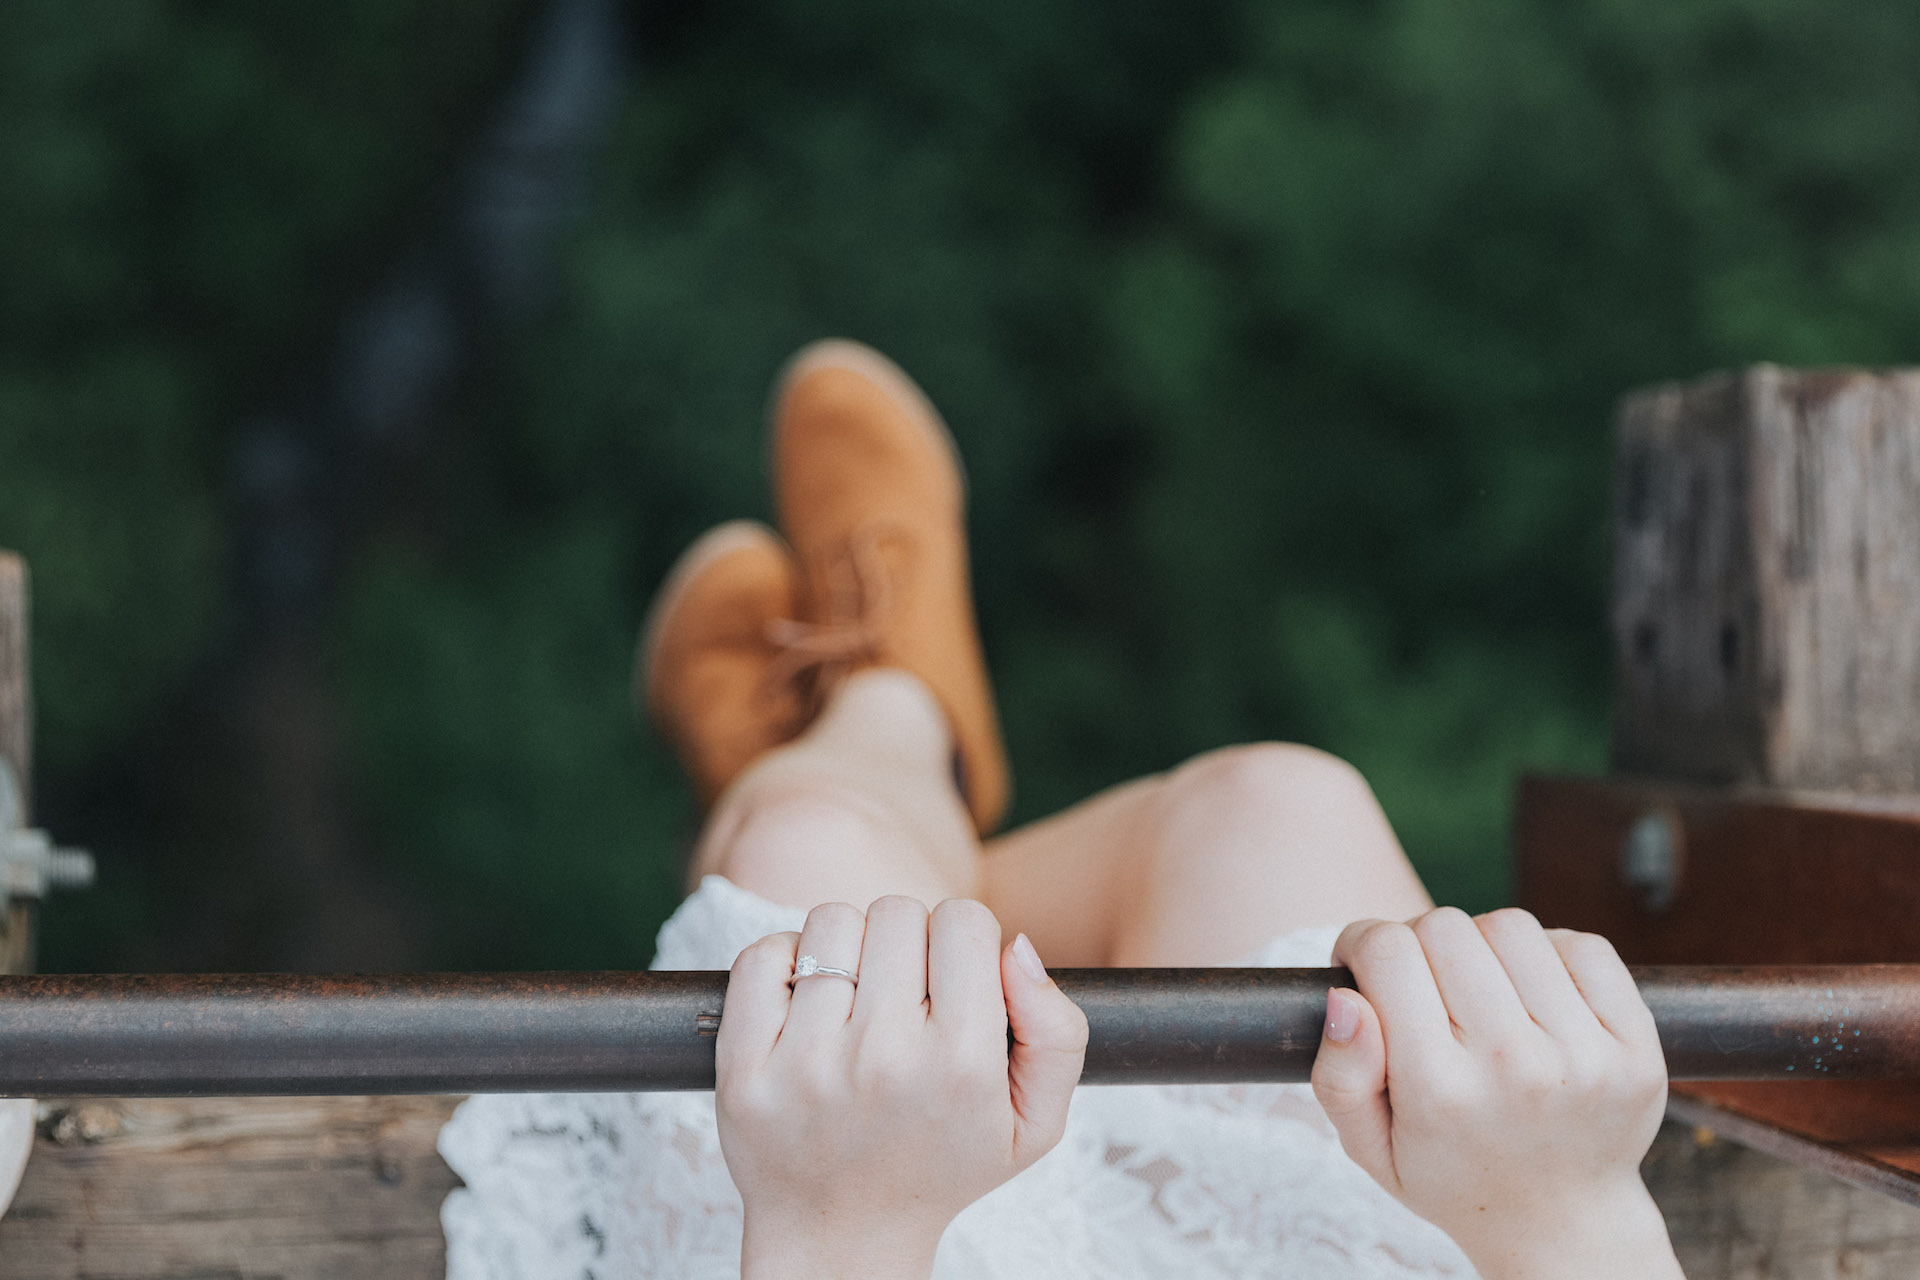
[{"xmin": 789, "ymin": 954, "xmax": 857, "ymax": 987}]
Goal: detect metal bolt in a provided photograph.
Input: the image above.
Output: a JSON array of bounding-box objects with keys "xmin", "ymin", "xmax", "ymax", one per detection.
[
  {"xmin": 40, "ymin": 847, "xmax": 93, "ymax": 892},
  {"xmin": 0, "ymin": 760, "xmax": 93, "ymax": 903},
  {"xmin": 1621, "ymin": 807, "xmax": 1684, "ymax": 913}
]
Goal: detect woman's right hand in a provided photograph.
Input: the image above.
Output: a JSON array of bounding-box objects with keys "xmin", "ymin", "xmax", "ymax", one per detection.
[
  {"xmin": 715, "ymin": 896, "xmax": 1089, "ymax": 1280},
  {"xmin": 1309, "ymin": 907, "xmax": 1683, "ymax": 1280}
]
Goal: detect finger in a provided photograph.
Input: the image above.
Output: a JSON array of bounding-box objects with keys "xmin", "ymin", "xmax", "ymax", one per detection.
[
  {"xmin": 927, "ymin": 898, "xmax": 1005, "ymax": 1038},
  {"xmin": 784, "ymin": 901, "xmax": 866, "ymax": 1039},
  {"xmin": 715, "ymin": 931, "xmax": 799, "ymax": 1077},
  {"xmin": 1409, "ymin": 907, "xmax": 1532, "ymax": 1043},
  {"xmin": 1002, "ymin": 933, "xmax": 1088, "ymax": 1170},
  {"xmin": 1331, "ymin": 919, "xmax": 1454, "ymax": 1073},
  {"xmin": 1310, "ymin": 986, "xmax": 1396, "ymax": 1194},
  {"xmin": 1548, "ymin": 929, "xmax": 1660, "ymax": 1047},
  {"xmin": 852, "ymin": 895, "xmax": 930, "ymax": 1029},
  {"xmin": 1475, "ymin": 908, "xmax": 1600, "ymax": 1041}
]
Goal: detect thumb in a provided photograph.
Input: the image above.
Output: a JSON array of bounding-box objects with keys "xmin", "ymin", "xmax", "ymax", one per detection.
[
  {"xmin": 1310, "ymin": 987, "xmax": 1396, "ymax": 1191},
  {"xmin": 1001, "ymin": 933, "xmax": 1089, "ymax": 1168}
]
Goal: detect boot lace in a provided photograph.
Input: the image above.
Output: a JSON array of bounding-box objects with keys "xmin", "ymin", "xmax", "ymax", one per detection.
[{"xmin": 756, "ymin": 522, "xmax": 898, "ymax": 714}]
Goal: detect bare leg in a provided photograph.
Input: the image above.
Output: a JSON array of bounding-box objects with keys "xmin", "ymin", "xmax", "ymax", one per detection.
[
  {"xmin": 694, "ymin": 668, "xmax": 982, "ymax": 911},
  {"xmin": 693, "ymin": 671, "xmax": 1428, "ymax": 966},
  {"xmin": 982, "ymin": 743, "xmax": 1433, "ymax": 966}
]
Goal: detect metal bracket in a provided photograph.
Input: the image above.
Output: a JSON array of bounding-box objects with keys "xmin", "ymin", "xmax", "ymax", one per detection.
[{"xmin": 0, "ymin": 760, "xmax": 92, "ymax": 906}]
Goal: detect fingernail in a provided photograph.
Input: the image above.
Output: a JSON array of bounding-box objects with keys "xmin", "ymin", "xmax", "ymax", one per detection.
[
  {"xmin": 1325, "ymin": 988, "xmax": 1360, "ymax": 1044},
  {"xmin": 1012, "ymin": 933, "xmax": 1048, "ymax": 984}
]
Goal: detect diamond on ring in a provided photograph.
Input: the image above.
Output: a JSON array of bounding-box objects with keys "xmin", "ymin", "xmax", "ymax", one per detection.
[{"xmin": 789, "ymin": 954, "xmax": 857, "ymax": 987}]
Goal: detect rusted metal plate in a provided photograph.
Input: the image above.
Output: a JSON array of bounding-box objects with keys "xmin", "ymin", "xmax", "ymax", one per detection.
[
  {"xmin": 1516, "ymin": 773, "xmax": 1920, "ymax": 1203},
  {"xmin": 1516, "ymin": 774, "xmax": 1920, "ymax": 965}
]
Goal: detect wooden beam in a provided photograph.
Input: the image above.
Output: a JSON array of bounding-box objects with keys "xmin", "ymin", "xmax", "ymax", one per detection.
[
  {"xmin": 1645, "ymin": 1120, "xmax": 1920, "ymax": 1278},
  {"xmin": 2, "ymin": 1097, "xmax": 1913, "ymax": 1280},
  {"xmin": 0, "ymin": 1096, "xmax": 461, "ymax": 1280},
  {"xmin": 1611, "ymin": 365, "xmax": 1920, "ymax": 793}
]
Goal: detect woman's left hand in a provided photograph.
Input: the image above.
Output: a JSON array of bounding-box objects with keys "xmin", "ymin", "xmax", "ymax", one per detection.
[
  {"xmin": 1310, "ymin": 907, "xmax": 1677, "ymax": 1280},
  {"xmin": 716, "ymin": 895, "xmax": 1090, "ymax": 1280}
]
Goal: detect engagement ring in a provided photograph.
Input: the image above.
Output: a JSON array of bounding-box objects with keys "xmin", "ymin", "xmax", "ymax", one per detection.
[{"xmin": 789, "ymin": 954, "xmax": 857, "ymax": 987}]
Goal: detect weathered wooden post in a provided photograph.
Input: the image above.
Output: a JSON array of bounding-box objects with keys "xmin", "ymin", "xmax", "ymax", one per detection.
[
  {"xmin": 1519, "ymin": 365, "xmax": 1920, "ymax": 1277},
  {"xmin": 0, "ymin": 557, "xmax": 93, "ymax": 977},
  {"xmin": 0, "ymin": 553, "xmax": 32, "ymax": 976},
  {"xmin": 1611, "ymin": 366, "xmax": 1920, "ymax": 793},
  {"xmin": 0, "ymin": 551, "xmax": 460, "ymax": 1277},
  {"xmin": 0, "ymin": 554, "xmax": 36, "ymax": 1222}
]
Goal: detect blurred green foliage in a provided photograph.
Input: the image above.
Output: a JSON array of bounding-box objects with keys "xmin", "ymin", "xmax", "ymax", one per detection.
[
  {"xmin": 9, "ymin": 0, "xmax": 1920, "ymax": 969},
  {"xmin": 0, "ymin": 0, "xmax": 527, "ymax": 778}
]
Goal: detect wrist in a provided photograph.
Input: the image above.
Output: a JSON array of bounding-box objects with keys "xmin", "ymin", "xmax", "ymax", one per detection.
[
  {"xmin": 742, "ymin": 1212, "xmax": 942, "ymax": 1280},
  {"xmin": 1454, "ymin": 1178, "xmax": 1681, "ymax": 1280}
]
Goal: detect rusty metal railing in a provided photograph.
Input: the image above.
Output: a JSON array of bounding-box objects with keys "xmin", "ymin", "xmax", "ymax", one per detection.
[{"xmin": 0, "ymin": 965, "xmax": 1913, "ymax": 1096}]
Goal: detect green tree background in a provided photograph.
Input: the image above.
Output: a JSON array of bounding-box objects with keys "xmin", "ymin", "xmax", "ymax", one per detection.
[{"xmin": 6, "ymin": 0, "xmax": 1918, "ymax": 971}]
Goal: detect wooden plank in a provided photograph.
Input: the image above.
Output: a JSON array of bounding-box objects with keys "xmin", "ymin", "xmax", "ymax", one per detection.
[
  {"xmin": 1516, "ymin": 772, "xmax": 1920, "ymax": 1202},
  {"xmin": 1611, "ymin": 365, "xmax": 1920, "ymax": 793},
  {"xmin": 1644, "ymin": 1119, "xmax": 1920, "ymax": 1278},
  {"xmin": 0, "ymin": 1094, "xmax": 1914, "ymax": 1280},
  {"xmin": 0, "ymin": 1096, "xmax": 463, "ymax": 1279},
  {"xmin": 1666, "ymin": 1086, "xmax": 1920, "ymax": 1205}
]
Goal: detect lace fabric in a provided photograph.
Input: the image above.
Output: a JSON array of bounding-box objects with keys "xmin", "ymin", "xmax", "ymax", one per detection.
[{"xmin": 440, "ymin": 876, "xmax": 1480, "ymax": 1279}]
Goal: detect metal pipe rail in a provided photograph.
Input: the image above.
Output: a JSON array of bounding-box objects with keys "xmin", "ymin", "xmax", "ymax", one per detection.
[{"xmin": 1, "ymin": 966, "xmax": 1915, "ymax": 1096}]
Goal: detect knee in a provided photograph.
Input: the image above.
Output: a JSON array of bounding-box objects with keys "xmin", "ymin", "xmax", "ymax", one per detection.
[
  {"xmin": 704, "ymin": 783, "xmax": 901, "ymax": 892},
  {"xmin": 722, "ymin": 786, "xmax": 897, "ymax": 867},
  {"xmin": 1161, "ymin": 742, "xmax": 1378, "ymax": 828}
]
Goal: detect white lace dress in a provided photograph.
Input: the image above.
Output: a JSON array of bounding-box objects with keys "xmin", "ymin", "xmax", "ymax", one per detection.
[{"xmin": 440, "ymin": 876, "xmax": 1480, "ymax": 1279}]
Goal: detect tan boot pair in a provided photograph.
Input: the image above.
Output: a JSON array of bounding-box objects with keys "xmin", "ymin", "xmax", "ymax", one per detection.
[{"xmin": 638, "ymin": 341, "xmax": 1009, "ymax": 834}]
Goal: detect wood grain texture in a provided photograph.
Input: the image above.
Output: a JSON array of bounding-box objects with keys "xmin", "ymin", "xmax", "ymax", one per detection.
[
  {"xmin": 1645, "ymin": 1120, "xmax": 1920, "ymax": 1279},
  {"xmin": 0, "ymin": 1095, "xmax": 1912, "ymax": 1279},
  {"xmin": 1666, "ymin": 1085, "xmax": 1920, "ymax": 1206},
  {"xmin": 1612, "ymin": 366, "xmax": 1920, "ymax": 792},
  {"xmin": 0, "ymin": 1096, "xmax": 463, "ymax": 1279}
]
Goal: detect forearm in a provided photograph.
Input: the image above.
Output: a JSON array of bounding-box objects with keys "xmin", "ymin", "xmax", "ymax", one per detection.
[
  {"xmin": 1454, "ymin": 1180, "xmax": 1683, "ymax": 1280},
  {"xmin": 742, "ymin": 1216, "xmax": 939, "ymax": 1280}
]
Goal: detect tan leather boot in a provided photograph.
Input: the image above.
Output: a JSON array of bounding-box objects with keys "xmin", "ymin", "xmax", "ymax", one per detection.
[
  {"xmin": 769, "ymin": 339, "xmax": 1010, "ymax": 834},
  {"xmin": 639, "ymin": 520, "xmax": 808, "ymax": 811}
]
